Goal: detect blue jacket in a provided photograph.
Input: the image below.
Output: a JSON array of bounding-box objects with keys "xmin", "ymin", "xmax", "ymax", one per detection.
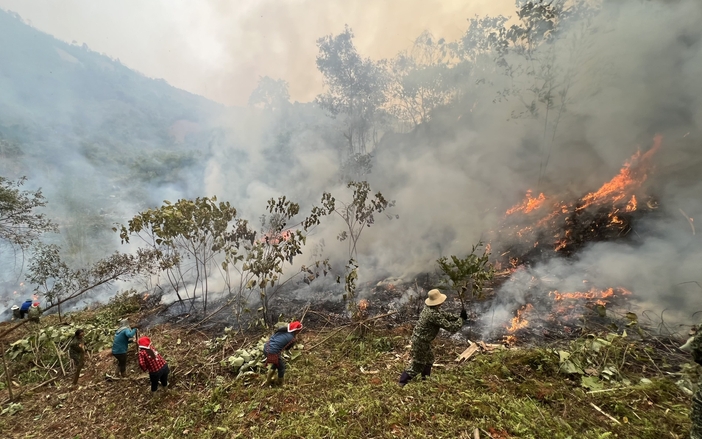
[
  {"xmin": 112, "ymin": 328, "xmax": 137, "ymax": 354},
  {"xmin": 20, "ymin": 300, "xmax": 32, "ymax": 311},
  {"xmin": 265, "ymin": 328, "xmax": 296, "ymax": 354}
]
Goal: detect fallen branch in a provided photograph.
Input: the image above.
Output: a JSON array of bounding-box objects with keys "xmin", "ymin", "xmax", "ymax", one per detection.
[
  {"xmin": 1, "ymin": 344, "xmax": 13, "ymax": 402},
  {"xmin": 52, "ymin": 341, "xmax": 66, "ymax": 377},
  {"xmin": 587, "ymin": 387, "xmax": 624, "ymax": 395},
  {"xmin": 0, "ymin": 377, "xmax": 57, "ymax": 405},
  {"xmin": 307, "ymin": 325, "xmax": 351, "ymax": 351},
  {"xmin": 307, "ymin": 312, "xmax": 398, "ymax": 351},
  {"xmin": 300, "ymin": 304, "xmax": 310, "ymax": 324},
  {"xmin": 479, "ymin": 428, "xmax": 494, "ymax": 439},
  {"xmin": 590, "ymin": 402, "xmax": 621, "ymax": 425},
  {"xmin": 456, "ymin": 342, "xmax": 479, "ymax": 362}
]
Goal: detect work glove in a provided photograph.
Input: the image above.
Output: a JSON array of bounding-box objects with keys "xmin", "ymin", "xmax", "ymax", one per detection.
[{"xmin": 460, "ymin": 309, "xmax": 468, "ymax": 320}]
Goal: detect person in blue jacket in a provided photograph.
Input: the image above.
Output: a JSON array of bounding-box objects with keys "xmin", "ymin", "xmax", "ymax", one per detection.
[
  {"xmin": 264, "ymin": 321, "xmax": 303, "ymax": 387},
  {"xmin": 19, "ymin": 299, "xmax": 33, "ymax": 319},
  {"xmin": 111, "ymin": 318, "xmax": 138, "ymax": 378}
]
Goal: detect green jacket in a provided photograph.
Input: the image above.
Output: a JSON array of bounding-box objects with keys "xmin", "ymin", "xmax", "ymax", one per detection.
[
  {"xmin": 69, "ymin": 337, "xmax": 85, "ymax": 362},
  {"xmin": 411, "ymin": 306, "xmax": 463, "ymax": 346}
]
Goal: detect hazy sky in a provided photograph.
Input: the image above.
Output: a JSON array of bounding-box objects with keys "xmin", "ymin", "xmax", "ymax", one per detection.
[{"xmin": 0, "ymin": 0, "xmax": 513, "ymax": 105}]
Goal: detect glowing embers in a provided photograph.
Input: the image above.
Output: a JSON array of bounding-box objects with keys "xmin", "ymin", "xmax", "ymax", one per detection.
[
  {"xmin": 358, "ymin": 298, "xmax": 369, "ymax": 311},
  {"xmin": 501, "ymin": 287, "xmax": 633, "ymax": 344}
]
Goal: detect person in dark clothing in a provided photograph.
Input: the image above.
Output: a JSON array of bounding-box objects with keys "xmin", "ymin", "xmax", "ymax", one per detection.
[
  {"xmin": 19, "ymin": 299, "xmax": 32, "ymax": 319},
  {"xmin": 69, "ymin": 329, "xmax": 86, "ymax": 386},
  {"xmin": 112, "ymin": 318, "xmax": 137, "ymax": 377},
  {"xmin": 399, "ymin": 289, "xmax": 466, "ymax": 387},
  {"xmin": 264, "ymin": 321, "xmax": 303, "ymax": 387},
  {"xmin": 137, "ymin": 336, "xmax": 169, "ymax": 396}
]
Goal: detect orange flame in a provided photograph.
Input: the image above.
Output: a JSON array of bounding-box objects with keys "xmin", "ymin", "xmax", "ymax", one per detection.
[
  {"xmin": 260, "ymin": 229, "xmax": 294, "ymax": 245},
  {"xmin": 549, "ymin": 287, "xmax": 631, "ymax": 305},
  {"xmin": 506, "ymin": 304, "xmax": 534, "ymax": 333},
  {"xmin": 358, "ymin": 299, "xmax": 369, "ymax": 311},
  {"xmin": 506, "ymin": 190, "xmax": 546, "ymax": 215},
  {"xmin": 625, "ymin": 195, "xmax": 637, "ymax": 212},
  {"xmin": 578, "ymin": 135, "xmax": 661, "ymax": 211}
]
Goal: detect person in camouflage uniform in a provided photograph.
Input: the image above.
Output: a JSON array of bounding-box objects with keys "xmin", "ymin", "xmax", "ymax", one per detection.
[
  {"xmin": 399, "ymin": 289, "xmax": 466, "ymax": 386},
  {"xmin": 69, "ymin": 329, "xmax": 86, "ymax": 387}
]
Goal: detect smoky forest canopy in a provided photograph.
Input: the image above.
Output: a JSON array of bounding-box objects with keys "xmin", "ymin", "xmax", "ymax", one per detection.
[{"xmin": 0, "ymin": 0, "xmax": 701, "ymax": 327}]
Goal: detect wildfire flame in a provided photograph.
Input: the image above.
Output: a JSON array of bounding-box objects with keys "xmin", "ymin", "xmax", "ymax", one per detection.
[
  {"xmin": 506, "ymin": 303, "xmax": 534, "ymax": 333},
  {"xmin": 625, "ymin": 195, "xmax": 637, "ymax": 212},
  {"xmin": 577, "ymin": 135, "xmax": 661, "ymax": 211},
  {"xmin": 506, "ymin": 190, "xmax": 546, "ymax": 215},
  {"xmin": 358, "ymin": 299, "xmax": 369, "ymax": 311},
  {"xmin": 550, "ymin": 287, "xmax": 631, "ymax": 307},
  {"xmin": 260, "ymin": 229, "xmax": 294, "ymax": 245},
  {"xmin": 498, "ymin": 135, "xmax": 662, "ymax": 259}
]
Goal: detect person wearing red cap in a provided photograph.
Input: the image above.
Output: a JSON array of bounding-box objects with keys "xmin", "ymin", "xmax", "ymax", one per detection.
[
  {"xmin": 137, "ymin": 336, "xmax": 169, "ymax": 395},
  {"xmin": 263, "ymin": 321, "xmax": 303, "ymax": 387}
]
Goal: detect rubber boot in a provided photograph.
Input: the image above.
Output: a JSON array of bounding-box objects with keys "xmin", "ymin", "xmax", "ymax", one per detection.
[
  {"xmin": 421, "ymin": 364, "xmax": 432, "ymax": 380},
  {"xmin": 399, "ymin": 371, "xmax": 412, "ymax": 387},
  {"xmin": 277, "ymin": 376, "xmax": 284, "ymax": 387},
  {"xmin": 265, "ymin": 368, "xmax": 276, "ymax": 386}
]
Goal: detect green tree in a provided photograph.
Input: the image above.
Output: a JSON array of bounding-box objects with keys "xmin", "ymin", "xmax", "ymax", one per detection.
[
  {"xmin": 118, "ymin": 195, "xmax": 330, "ymax": 328},
  {"xmin": 248, "ymin": 76, "xmax": 291, "ymax": 112},
  {"xmin": 315, "ymin": 25, "xmax": 388, "ymax": 178},
  {"xmin": 489, "ymin": 0, "xmax": 597, "ymax": 186},
  {"xmin": 436, "ymin": 242, "xmax": 495, "ymax": 318},
  {"xmin": 26, "ymin": 243, "xmax": 71, "ymax": 320},
  {"xmin": 2, "ymin": 247, "xmax": 161, "ymax": 339},
  {"xmin": 230, "ymin": 196, "xmax": 329, "ymax": 327},
  {"xmin": 316, "ymin": 181, "xmax": 396, "ymax": 318},
  {"xmin": 117, "ymin": 197, "xmax": 237, "ymax": 313},
  {"xmin": 0, "ymin": 176, "xmax": 57, "ymax": 252},
  {"xmin": 387, "ymin": 31, "xmax": 457, "ymax": 130}
]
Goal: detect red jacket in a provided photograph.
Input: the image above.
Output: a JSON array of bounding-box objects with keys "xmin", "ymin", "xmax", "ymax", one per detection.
[{"xmin": 138, "ymin": 348, "xmax": 167, "ymax": 373}]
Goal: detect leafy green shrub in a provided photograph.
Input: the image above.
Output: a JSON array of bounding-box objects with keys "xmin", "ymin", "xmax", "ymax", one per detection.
[{"xmin": 7, "ymin": 322, "xmax": 115, "ymax": 361}]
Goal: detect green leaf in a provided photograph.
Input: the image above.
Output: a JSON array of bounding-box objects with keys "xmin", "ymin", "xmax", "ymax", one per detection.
[{"xmin": 581, "ymin": 376, "xmax": 603, "ymax": 390}]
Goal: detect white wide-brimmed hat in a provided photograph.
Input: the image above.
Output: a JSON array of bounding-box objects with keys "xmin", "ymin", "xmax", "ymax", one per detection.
[{"xmin": 425, "ymin": 289, "xmax": 447, "ymax": 306}]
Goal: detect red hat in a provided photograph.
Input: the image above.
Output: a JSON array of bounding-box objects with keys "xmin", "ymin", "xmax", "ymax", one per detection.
[
  {"xmin": 138, "ymin": 336, "xmax": 151, "ymax": 349},
  {"xmin": 287, "ymin": 321, "xmax": 303, "ymax": 332}
]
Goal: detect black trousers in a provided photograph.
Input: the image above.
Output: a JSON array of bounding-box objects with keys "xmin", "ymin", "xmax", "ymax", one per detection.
[
  {"xmin": 113, "ymin": 353, "xmax": 128, "ymax": 375},
  {"xmin": 149, "ymin": 364, "xmax": 169, "ymax": 392}
]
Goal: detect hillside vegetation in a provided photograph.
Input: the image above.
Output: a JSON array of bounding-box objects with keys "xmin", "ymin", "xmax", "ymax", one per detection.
[{"xmin": 0, "ymin": 297, "xmax": 692, "ymax": 439}]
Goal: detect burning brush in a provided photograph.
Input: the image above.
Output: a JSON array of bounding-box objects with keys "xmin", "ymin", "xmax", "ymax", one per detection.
[{"xmin": 496, "ymin": 135, "xmax": 663, "ymax": 263}]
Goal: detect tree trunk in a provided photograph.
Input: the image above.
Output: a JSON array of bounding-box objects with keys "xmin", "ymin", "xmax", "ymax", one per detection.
[{"xmin": 1, "ymin": 344, "xmax": 14, "ymax": 401}]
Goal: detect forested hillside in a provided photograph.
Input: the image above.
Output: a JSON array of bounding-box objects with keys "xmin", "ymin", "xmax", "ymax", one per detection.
[{"xmin": 0, "ymin": 9, "xmax": 231, "ymax": 272}]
